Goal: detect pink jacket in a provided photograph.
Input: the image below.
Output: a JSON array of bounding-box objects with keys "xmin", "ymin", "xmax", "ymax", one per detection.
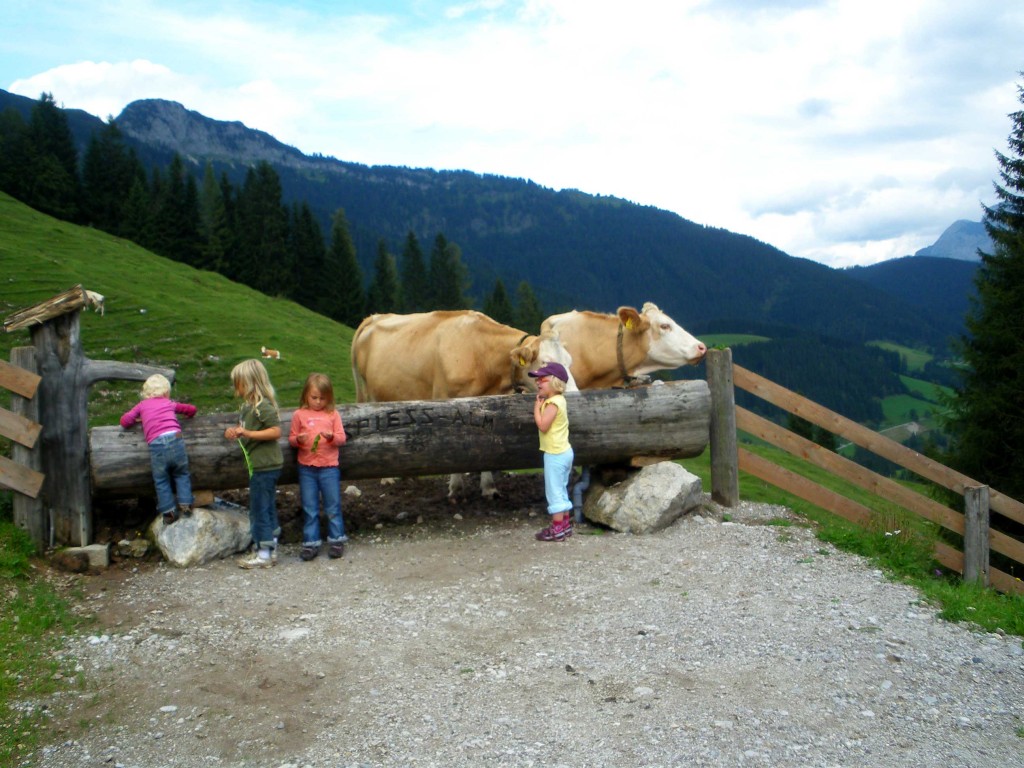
[{"xmin": 120, "ymin": 397, "xmax": 197, "ymax": 443}]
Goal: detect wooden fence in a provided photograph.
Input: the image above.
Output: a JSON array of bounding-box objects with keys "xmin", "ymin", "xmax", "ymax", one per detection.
[
  {"xmin": 705, "ymin": 348, "xmax": 1024, "ymax": 596},
  {"xmin": 1, "ymin": 356, "xmax": 46, "ymax": 546}
]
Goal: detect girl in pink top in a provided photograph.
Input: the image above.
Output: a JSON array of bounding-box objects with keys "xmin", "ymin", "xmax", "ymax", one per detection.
[
  {"xmin": 288, "ymin": 373, "xmax": 347, "ymax": 560},
  {"xmin": 120, "ymin": 374, "xmax": 197, "ymax": 525}
]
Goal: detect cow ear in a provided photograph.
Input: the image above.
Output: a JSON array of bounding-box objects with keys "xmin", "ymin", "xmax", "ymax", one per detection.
[
  {"xmin": 512, "ymin": 343, "xmax": 537, "ymax": 368},
  {"xmin": 617, "ymin": 306, "xmax": 648, "ymax": 333}
]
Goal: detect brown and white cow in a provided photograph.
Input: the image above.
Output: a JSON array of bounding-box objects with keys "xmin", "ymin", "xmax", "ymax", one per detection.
[
  {"xmin": 351, "ymin": 310, "xmax": 576, "ymax": 497},
  {"xmin": 541, "ymin": 302, "xmax": 706, "ymax": 389}
]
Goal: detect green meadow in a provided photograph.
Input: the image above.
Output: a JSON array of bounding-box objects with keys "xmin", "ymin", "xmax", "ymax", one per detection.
[{"xmin": 1, "ymin": 192, "xmax": 357, "ymax": 427}]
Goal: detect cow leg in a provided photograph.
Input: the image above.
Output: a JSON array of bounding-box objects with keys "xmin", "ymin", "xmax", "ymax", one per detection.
[
  {"xmin": 479, "ymin": 471, "xmax": 499, "ymax": 499},
  {"xmin": 447, "ymin": 473, "xmax": 468, "ymax": 499}
]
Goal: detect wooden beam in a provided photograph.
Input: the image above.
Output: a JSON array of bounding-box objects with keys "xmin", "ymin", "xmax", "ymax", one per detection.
[
  {"xmin": 0, "ymin": 454, "xmax": 44, "ymax": 498},
  {"xmin": 737, "ymin": 405, "xmax": 1024, "ymax": 568},
  {"xmin": 0, "ymin": 405, "xmax": 42, "ymax": 449},
  {"xmin": 737, "ymin": 406, "xmax": 965, "ymax": 534},
  {"xmin": 4, "ymin": 284, "xmax": 89, "ymax": 333},
  {"xmin": 707, "ymin": 348, "xmax": 739, "ymax": 507},
  {"xmin": 733, "ymin": 363, "xmax": 1024, "ymax": 527},
  {"xmin": 10, "ymin": 347, "xmax": 45, "ymax": 549},
  {"xmin": 90, "ymin": 380, "xmax": 711, "ymax": 497},
  {"xmin": 0, "ymin": 358, "xmax": 41, "ymax": 398},
  {"xmin": 738, "ymin": 447, "xmax": 875, "ymax": 528},
  {"xmin": 963, "ymin": 486, "xmax": 991, "ymax": 586}
]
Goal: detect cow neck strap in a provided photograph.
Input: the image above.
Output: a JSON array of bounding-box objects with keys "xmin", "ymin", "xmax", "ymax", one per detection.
[
  {"xmin": 512, "ymin": 333, "xmax": 534, "ymax": 393},
  {"xmin": 616, "ymin": 322, "xmax": 629, "ymax": 381},
  {"xmin": 617, "ymin": 322, "xmax": 646, "ymax": 387}
]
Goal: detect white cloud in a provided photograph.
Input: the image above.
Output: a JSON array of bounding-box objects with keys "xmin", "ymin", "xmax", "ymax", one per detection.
[{"xmin": 2, "ymin": 0, "xmax": 1021, "ymax": 267}]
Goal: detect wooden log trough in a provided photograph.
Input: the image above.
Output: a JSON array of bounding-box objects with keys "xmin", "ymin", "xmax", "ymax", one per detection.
[{"xmin": 90, "ymin": 380, "xmax": 711, "ymax": 498}]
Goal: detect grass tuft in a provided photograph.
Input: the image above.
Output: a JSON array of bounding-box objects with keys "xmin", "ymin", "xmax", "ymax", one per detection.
[{"xmin": 0, "ymin": 499, "xmax": 82, "ymax": 766}]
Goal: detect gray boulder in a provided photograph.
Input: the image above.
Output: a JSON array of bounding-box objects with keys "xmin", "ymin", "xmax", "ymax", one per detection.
[
  {"xmin": 583, "ymin": 462, "xmax": 702, "ymax": 534},
  {"xmin": 150, "ymin": 506, "xmax": 252, "ymax": 567}
]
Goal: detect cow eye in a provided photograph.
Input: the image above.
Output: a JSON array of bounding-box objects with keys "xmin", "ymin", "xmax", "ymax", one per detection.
[{"xmin": 660, "ymin": 323, "xmax": 672, "ymax": 331}]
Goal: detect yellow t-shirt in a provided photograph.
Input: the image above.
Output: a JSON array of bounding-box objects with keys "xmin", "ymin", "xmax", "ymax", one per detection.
[{"xmin": 538, "ymin": 394, "xmax": 570, "ymax": 454}]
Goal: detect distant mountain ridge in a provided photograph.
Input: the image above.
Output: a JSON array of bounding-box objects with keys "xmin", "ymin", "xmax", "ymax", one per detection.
[
  {"xmin": 914, "ymin": 219, "xmax": 990, "ymax": 261},
  {"xmin": 0, "ymin": 89, "xmax": 977, "ymax": 353},
  {"xmin": 845, "ymin": 256, "xmax": 977, "ymax": 325}
]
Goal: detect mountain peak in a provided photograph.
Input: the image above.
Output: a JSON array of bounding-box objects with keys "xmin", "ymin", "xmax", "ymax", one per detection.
[
  {"xmin": 914, "ymin": 219, "xmax": 990, "ymax": 261},
  {"xmin": 116, "ymin": 98, "xmax": 309, "ymax": 167}
]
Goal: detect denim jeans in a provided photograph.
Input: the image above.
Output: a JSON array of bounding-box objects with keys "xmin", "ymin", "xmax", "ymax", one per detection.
[
  {"xmin": 148, "ymin": 432, "xmax": 193, "ymax": 514},
  {"xmin": 249, "ymin": 468, "xmax": 282, "ymax": 550},
  {"xmin": 543, "ymin": 447, "xmax": 574, "ymax": 515},
  {"xmin": 298, "ymin": 464, "xmax": 346, "ymax": 547}
]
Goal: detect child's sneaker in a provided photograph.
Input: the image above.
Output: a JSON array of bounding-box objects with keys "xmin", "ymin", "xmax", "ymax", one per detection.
[
  {"xmin": 238, "ymin": 552, "xmax": 276, "ymax": 569},
  {"xmin": 328, "ymin": 542, "xmax": 345, "ymax": 559},
  {"xmin": 535, "ymin": 518, "xmax": 570, "ymax": 542},
  {"xmin": 300, "ymin": 545, "xmax": 319, "ymax": 561}
]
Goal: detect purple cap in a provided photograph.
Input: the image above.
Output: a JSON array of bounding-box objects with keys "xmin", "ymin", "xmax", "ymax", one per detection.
[{"xmin": 528, "ymin": 362, "xmax": 569, "ymax": 382}]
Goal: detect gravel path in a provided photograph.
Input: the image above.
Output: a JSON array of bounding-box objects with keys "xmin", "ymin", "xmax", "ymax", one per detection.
[{"xmin": 34, "ymin": 499, "xmax": 1024, "ymax": 768}]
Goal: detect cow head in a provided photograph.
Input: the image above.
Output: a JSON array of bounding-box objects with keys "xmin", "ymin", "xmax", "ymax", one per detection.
[
  {"xmin": 618, "ymin": 302, "xmax": 706, "ymax": 374},
  {"xmin": 510, "ymin": 332, "xmax": 578, "ymax": 393}
]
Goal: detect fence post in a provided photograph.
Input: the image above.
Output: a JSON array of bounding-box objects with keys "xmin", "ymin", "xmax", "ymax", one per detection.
[
  {"xmin": 963, "ymin": 485, "xmax": 990, "ymax": 586},
  {"xmin": 8, "ymin": 348, "xmax": 46, "ymax": 549},
  {"xmin": 707, "ymin": 348, "xmax": 740, "ymax": 507}
]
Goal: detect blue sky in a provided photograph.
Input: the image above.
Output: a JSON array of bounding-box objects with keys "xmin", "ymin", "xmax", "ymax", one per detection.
[{"xmin": 3, "ymin": 0, "xmax": 1022, "ymax": 268}]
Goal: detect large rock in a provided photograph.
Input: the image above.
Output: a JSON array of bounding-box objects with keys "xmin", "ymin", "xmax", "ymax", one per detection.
[
  {"xmin": 150, "ymin": 506, "xmax": 252, "ymax": 567},
  {"xmin": 583, "ymin": 462, "xmax": 702, "ymax": 534}
]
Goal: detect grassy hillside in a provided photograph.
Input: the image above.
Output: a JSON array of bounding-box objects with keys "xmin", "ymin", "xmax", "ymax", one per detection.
[
  {"xmin": 0, "ymin": 192, "xmax": 356, "ymax": 427},
  {"xmin": 869, "ymin": 340, "xmax": 933, "ymax": 372}
]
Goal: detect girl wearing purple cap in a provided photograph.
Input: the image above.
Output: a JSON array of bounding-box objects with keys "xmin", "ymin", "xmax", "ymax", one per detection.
[{"xmin": 529, "ymin": 362, "xmax": 574, "ymax": 541}]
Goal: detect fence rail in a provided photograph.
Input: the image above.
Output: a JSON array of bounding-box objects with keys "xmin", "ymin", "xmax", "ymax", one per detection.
[{"xmin": 710, "ymin": 350, "xmax": 1023, "ymax": 595}]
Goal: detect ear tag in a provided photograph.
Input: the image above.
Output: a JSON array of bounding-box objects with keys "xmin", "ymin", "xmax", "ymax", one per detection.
[
  {"xmin": 519, "ymin": 356, "xmax": 526, "ymax": 366},
  {"xmin": 625, "ymin": 318, "xmax": 634, "ymax": 330}
]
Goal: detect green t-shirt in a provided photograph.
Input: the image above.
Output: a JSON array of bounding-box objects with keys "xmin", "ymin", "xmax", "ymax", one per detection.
[{"xmin": 239, "ymin": 400, "xmax": 283, "ymax": 472}]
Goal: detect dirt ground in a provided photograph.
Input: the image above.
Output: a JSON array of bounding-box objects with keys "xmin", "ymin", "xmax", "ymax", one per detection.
[{"xmin": 33, "ymin": 473, "xmax": 1024, "ymax": 768}]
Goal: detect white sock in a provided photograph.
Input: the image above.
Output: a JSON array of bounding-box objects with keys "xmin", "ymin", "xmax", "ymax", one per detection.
[{"xmin": 258, "ymin": 548, "xmax": 271, "ymax": 560}]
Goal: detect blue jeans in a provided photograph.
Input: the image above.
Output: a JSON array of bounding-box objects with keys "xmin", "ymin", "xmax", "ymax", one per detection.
[
  {"xmin": 148, "ymin": 432, "xmax": 193, "ymax": 514},
  {"xmin": 298, "ymin": 464, "xmax": 346, "ymax": 547},
  {"xmin": 249, "ymin": 468, "xmax": 282, "ymax": 550},
  {"xmin": 543, "ymin": 447, "xmax": 574, "ymax": 515}
]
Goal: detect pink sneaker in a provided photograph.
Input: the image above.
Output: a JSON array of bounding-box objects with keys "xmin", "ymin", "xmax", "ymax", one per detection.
[{"xmin": 535, "ymin": 518, "xmax": 571, "ymax": 542}]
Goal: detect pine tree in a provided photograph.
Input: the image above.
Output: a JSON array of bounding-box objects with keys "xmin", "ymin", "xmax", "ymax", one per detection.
[
  {"xmin": 290, "ymin": 202, "xmax": 327, "ymax": 310},
  {"xmin": 365, "ymin": 239, "xmax": 401, "ymax": 315},
  {"xmin": 119, "ymin": 176, "xmax": 152, "ymax": 245},
  {"xmin": 514, "ymin": 281, "xmax": 545, "ymax": 333},
  {"xmin": 0, "ymin": 107, "xmax": 31, "ymax": 201},
  {"xmin": 942, "ymin": 74, "xmax": 1024, "ymax": 499},
  {"xmin": 197, "ymin": 163, "xmax": 232, "ymax": 272},
  {"xmin": 399, "ymin": 231, "xmax": 429, "ymax": 312},
  {"xmin": 327, "ymin": 208, "xmax": 366, "ymax": 327},
  {"xmin": 26, "ymin": 93, "xmax": 81, "ymax": 221},
  {"xmin": 234, "ymin": 161, "xmax": 291, "ymax": 295},
  {"xmin": 483, "ymin": 279, "xmax": 516, "ymax": 326},
  {"xmin": 81, "ymin": 119, "xmax": 143, "ymax": 233},
  {"xmin": 428, "ymin": 234, "xmax": 470, "ymax": 310}
]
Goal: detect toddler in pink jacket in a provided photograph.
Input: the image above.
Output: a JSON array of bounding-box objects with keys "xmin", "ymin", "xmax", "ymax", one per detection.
[{"xmin": 120, "ymin": 374, "xmax": 197, "ymax": 525}]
